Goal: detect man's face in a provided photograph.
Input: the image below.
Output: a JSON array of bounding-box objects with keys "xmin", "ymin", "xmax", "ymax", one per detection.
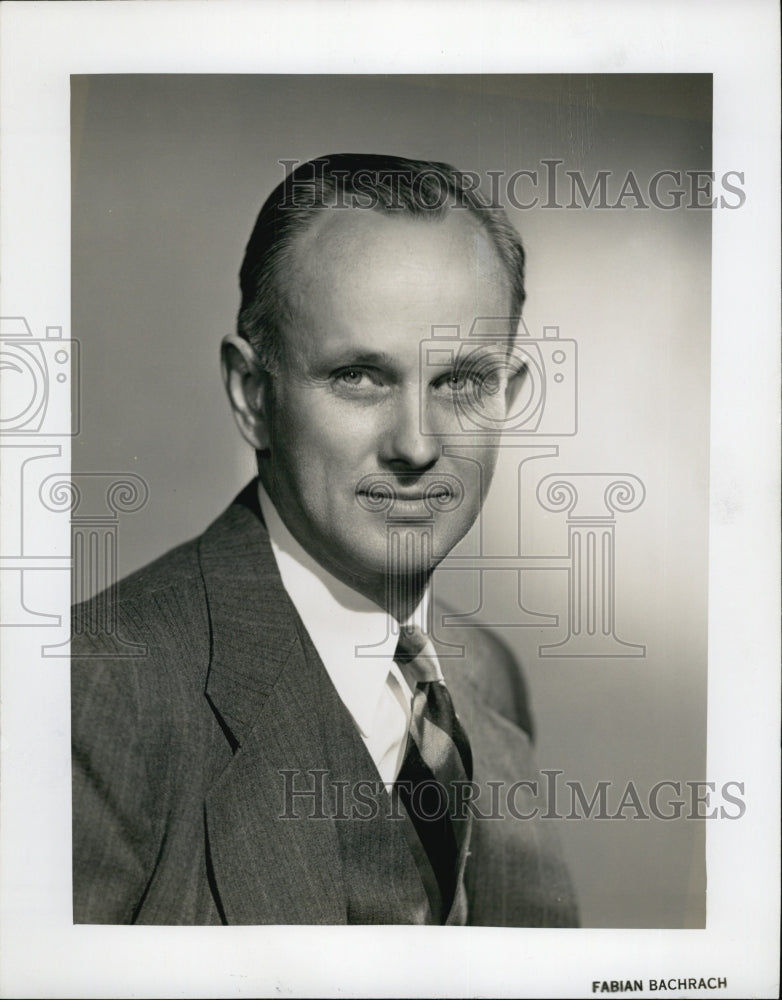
[{"xmin": 258, "ymin": 207, "xmax": 519, "ymax": 601}]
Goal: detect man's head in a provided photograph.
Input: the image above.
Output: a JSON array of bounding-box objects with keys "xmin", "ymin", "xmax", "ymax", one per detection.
[
  {"xmin": 222, "ymin": 154, "xmax": 527, "ymax": 614},
  {"xmin": 236, "ymin": 154, "xmax": 526, "ymax": 373}
]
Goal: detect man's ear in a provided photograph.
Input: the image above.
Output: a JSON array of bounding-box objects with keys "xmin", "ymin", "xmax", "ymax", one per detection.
[{"xmin": 220, "ymin": 334, "xmax": 272, "ymax": 451}]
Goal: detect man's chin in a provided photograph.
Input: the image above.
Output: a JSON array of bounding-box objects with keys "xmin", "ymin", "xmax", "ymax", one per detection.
[
  {"xmin": 358, "ymin": 516, "xmax": 473, "ymax": 568},
  {"xmin": 333, "ymin": 543, "xmax": 438, "ymax": 592}
]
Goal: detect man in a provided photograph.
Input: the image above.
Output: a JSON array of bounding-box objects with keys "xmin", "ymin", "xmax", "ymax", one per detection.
[{"xmin": 71, "ymin": 153, "xmax": 578, "ymax": 926}]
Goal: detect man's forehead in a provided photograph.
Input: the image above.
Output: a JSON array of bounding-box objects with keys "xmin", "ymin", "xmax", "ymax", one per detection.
[
  {"xmin": 291, "ymin": 204, "xmax": 506, "ymax": 282},
  {"xmin": 267, "ymin": 206, "xmax": 515, "ymax": 373}
]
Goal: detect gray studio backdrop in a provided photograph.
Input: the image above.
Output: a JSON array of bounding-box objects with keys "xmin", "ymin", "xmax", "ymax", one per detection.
[{"xmin": 71, "ymin": 74, "xmax": 711, "ymax": 928}]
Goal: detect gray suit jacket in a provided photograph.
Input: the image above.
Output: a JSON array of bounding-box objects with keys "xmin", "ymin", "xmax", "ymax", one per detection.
[{"xmin": 72, "ymin": 482, "xmax": 578, "ymax": 925}]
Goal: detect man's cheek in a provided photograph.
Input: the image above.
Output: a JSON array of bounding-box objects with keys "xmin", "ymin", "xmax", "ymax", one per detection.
[{"xmin": 473, "ymin": 444, "xmax": 500, "ymax": 479}]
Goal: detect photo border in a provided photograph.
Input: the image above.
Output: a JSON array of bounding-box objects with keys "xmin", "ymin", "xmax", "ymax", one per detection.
[{"xmin": 1, "ymin": 2, "xmax": 779, "ymax": 997}]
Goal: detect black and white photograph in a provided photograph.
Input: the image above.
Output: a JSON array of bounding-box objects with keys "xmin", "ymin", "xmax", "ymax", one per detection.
[
  {"xmin": 67, "ymin": 73, "xmax": 713, "ymax": 930},
  {"xmin": 0, "ymin": 3, "xmax": 779, "ymax": 998}
]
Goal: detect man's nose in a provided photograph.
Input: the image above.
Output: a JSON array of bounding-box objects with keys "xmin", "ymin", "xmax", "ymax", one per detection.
[{"xmin": 381, "ymin": 388, "xmax": 442, "ymax": 470}]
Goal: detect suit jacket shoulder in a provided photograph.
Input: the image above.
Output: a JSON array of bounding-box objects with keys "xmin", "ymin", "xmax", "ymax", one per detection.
[
  {"xmin": 71, "ymin": 514, "xmax": 220, "ymax": 922},
  {"xmin": 434, "ymin": 606, "xmax": 535, "ymax": 743},
  {"xmin": 70, "ymin": 480, "xmax": 304, "ymax": 923}
]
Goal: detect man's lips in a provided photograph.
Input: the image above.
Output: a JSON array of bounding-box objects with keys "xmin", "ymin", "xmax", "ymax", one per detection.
[
  {"xmin": 356, "ymin": 488, "xmax": 451, "ymax": 502},
  {"xmin": 354, "ymin": 474, "xmax": 465, "ymax": 513}
]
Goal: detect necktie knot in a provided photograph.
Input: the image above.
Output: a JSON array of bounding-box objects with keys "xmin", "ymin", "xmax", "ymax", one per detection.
[
  {"xmin": 394, "ymin": 626, "xmax": 441, "ymax": 688},
  {"xmin": 394, "ymin": 625, "xmax": 428, "ymax": 662}
]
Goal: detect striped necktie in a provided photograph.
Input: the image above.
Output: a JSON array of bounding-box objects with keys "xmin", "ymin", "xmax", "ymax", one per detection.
[{"xmin": 394, "ymin": 625, "xmax": 473, "ymax": 925}]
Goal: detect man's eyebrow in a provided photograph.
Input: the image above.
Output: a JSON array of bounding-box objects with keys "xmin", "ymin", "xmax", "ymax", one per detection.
[
  {"xmin": 322, "ymin": 349, "xmax": 398, "ymax": 368},
  {"xmin": 438, "ymin": 343, "xmax": 517, "ymax": 367}
]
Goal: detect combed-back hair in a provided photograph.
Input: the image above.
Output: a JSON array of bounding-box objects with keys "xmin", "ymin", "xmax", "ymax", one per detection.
[{"xmin": 237, "ymin": 153, "xmax": 526, "ymax": 373}]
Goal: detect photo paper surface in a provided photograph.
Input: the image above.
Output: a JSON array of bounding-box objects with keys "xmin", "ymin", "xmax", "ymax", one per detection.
[{"xmin": 0, "ymin": 2, "xmax": 778, "ymax": 998}]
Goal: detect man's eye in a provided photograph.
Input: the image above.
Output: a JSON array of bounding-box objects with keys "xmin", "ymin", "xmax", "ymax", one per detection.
[
  {"xmin": 437, "ymin": 371, "xmax": 469, "ymax": 392},
  {"xmin": 339, "ymin": 369, "xmax": 365, "ymax": 385},
  {"xmin": 434, "ymin": 369, "xmax": 503, "ymax": 412},
  {"xmin": 440, "ymin": 370, "xmax": 499, "ymax": 392},
  {"xmin": 332, "ymin": 368, "xmax": 383, "ymax": 391}
]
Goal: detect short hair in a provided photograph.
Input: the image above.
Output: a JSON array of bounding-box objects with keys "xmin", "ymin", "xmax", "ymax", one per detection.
[{"xmin": 237, "ymin": 153, "xmax": 526, "ymax": 373}]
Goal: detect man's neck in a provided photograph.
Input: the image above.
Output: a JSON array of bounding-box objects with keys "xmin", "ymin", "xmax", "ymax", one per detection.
[
  {"xmin": 379, "ymin": 571, "xmax": 431, "ymax": 624},
  {"xmin": 256, "ymin": 476, "xmax": 431, "ymax": 625}
]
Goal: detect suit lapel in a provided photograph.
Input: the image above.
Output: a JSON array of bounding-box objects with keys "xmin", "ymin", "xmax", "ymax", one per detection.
[
  {"xmin": 440, "ymin": 651, "xmax": 579, "ymax": 927},
  {"xmin": 294, "ymin": 623, "xmax": 435, "ymax": 925},
  {"xmin": 199, "ymin": 483, "xmax": 300, "ymax": 743},
  {"xmin": 199, "ymin": 484, "xmax": 346, "ymax": 923},
  {"xmin": 197, "ymin": 484, "xmax": 431, "ymax": 924}
]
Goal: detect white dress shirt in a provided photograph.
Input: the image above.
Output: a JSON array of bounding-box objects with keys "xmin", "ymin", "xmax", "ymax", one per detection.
[{"xmin": 257, "ymin": 482, "xmax": 444, "ymax": 785}]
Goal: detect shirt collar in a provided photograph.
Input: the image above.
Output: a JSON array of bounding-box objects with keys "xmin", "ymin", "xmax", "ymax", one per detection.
[{"xmin": 257, "ymin": 481, "xmax": 430, "ymax": 738}]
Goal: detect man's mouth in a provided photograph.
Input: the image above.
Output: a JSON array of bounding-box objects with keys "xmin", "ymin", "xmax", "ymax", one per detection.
[
  {"xmin": 355, "ymin": 475, "xmax": 464, "ymax": 514},
  {"xmin": 382, "ymin": 489, "xmax": 449, "ymax": 502}
]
